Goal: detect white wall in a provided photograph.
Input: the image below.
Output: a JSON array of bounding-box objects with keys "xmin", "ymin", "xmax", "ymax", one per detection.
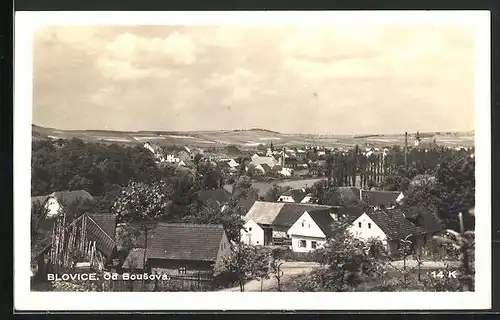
[
  {"xmin": 290, "ymin": 235, "xmax": 327, "ymax": 253},
  {"xmin": 300, "ymin": 196, "xmax": 310, "ymax": 203},
  {"xmin": 45, "ymin": 196, "xmax": 61, "ymax": 218},
  {"xmin": 348, "ymin": 213, "xmax": 387, "ymax": 245},
  {"xmin": 396, "ymin": 192, "xmax": 405, "ymax": 203},
  {"xmin": 287, "ymin": 211, "xmax": 327, "ymax": 252},
  {"xmin": 287, "ymin": 211, "xmax": 326, "ymax": 239},
  {"xmin": 240, "ymin": 220, "xmax": 265, "ymax": 245},
  {"xmin": 277, "ymin": 195, "xmax": 295, "ymax": 202}
]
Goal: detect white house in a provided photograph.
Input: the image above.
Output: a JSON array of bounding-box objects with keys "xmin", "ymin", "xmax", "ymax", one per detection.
[
  {"xmin": 286, "ymin": 209, "xmax": 336, "ymax": 252},
  {"xmin": 166, "ymin": 154, "xmax": 179, "ymax": 163},
  {"xmin": 240, "ymin": 219, "xmax": 265, "ymax": 245},
  {"xmin": 31, "ymin": 190, "xmax": 95, "ymax": 218},
  {"xmin": 278, "ymin": 167, "xmax": 293, "ymax": 177},
  {"xmin": 144, "ymin": 142, "xmax": 156, "ymax": 154},
  {"xmin": 300, "ymin": 193, "xmax": 318, "ymax": 204},
  {"xmin": 240, "ymin": 201, "xmax": 335, "ymax": 247},
  {"xmin": 250, "ymin": 154, "xmax": 278, "ymax": 168},
  {"xmin": 348, "ymin": 209, "xmax": 443, "ymax": 256},
  {"xmin": 227, "ymin": 159, "xmax": 239, "ymax": 168},
  {"xmin": 277, "ymin": 189, "xmax": 307, "ymax": 203}
]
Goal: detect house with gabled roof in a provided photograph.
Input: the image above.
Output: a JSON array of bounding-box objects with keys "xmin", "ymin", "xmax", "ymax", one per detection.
[
  {"xmin": 240, "ymin": 201, "xmax": 336, "ymax": 247},
  {"xmin": 146, "ymin": 223, "xmax": 230, "ymax": 276},
  {"xmin": 286, "ymin": 209, "xmax": 336, "ymax": 252},
  {"xmin": 277, "ymin": 189, "xmax": 308, "ymax": 203},
  {"xmin": 31, "ymin": 190, "xmax": 95, "ymax": 218},
  {"xmin": 348, "ymin": 208, "xmax": 442, "ymax": 256},
  {"xmin": 250, "ymin": 154, "xmax": 278, "ymax": 168}
]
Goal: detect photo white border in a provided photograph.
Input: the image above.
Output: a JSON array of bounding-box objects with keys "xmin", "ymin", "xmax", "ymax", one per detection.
[{"xmin": 14, "ymin": 10, "xmax": 491, "ymax": 311}]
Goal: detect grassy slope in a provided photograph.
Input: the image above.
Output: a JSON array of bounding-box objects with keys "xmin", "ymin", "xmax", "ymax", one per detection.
[{"xmin": 32, "ymin": 124, "xmax": 475, "ymax": 149}]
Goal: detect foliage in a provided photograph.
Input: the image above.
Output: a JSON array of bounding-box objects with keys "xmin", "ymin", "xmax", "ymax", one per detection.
[
  {"xmin": 434, "ymin": 156, "xmax": 475, "ymax": 231},
  {"xmin": 269, "ymin": 247, "xmax": 286, "ymax": 291},
  {"xmin": 112, "ymin": 181, "xmax": 172, "ymax": 223},
  {"xmin": 264, "ymin": 184, "xmax": 292, "ymax": 202},
  {"xmin": 214, "ymin": 243, "xmax": 270, "ymax": 292},
  {"xmin": 295, "ymin": 220, "xmax": 386, "ymax": 291},
  {"xmin": 51, "ymin": 279, "xmax": 100, "ymax": 292},
  {"xmin": 32, "ymin": 138, "xmax": 161, "ymax": 197},
  {"xmin": 232, "ymin": 175, "xmax": 259, "ymax": 202},
  {"xmin": 182, "ymin": 199, "xmax": 245, "ymax": 243},
  {"xmin": 433, "ymin": 212, "xmax": 475, "ymax": 291},
  {"xmin": 197, "ymin": 162, "xmax": 225, "ymax": 190},
  {"xmin": 381, "ymin": 174, "xmax": 410, "ymax": 192},
  {"xmin": 31, "ymin": 200, "xmax": 49, "ymax": 246}
]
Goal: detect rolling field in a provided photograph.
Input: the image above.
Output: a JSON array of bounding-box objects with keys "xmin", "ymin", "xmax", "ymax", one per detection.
[{"xmin": 33, "ymin": 125, "xmax": 475, "ymax": 149}]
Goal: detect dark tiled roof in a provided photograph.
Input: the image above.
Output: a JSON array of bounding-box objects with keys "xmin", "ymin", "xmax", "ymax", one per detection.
[
  {"xmin": 307, "ymin": 210, "xmax": 336, "ymax": 238},
  {"xmin": 122, "ymin": 248, "xmax": 146, "ymax": 269},
  {"xmin": 238, "ymin": 198, "xmax": 256, "ymax": 213},
  {"xmin": 362, "ymin": 190, "xmax": 401, "ymax": 206},
  {"xmin": 260, "ymin": 163, "xmax": 273, "ymax": 173},
  {"xmin": 403, "ymin": 206, "xmax": 443, "ymax": 234},
  {"xmin": 332, "ymin": 206, "xmax": 364, "ymax": 223},
  {"xmin": 273, "ymin": 203, "xmax": 334, "ymax": 227},
  {"xmin": 87, "ymin": 213, "xmax": 116, "ymax": 240},
  {"xmin": 198, "ymin": 189, "xmax": 232, "ymax": 204},
  {"xmin": 281, "ymin": 189, "xmax": 307, "ymax": 202},
  {"xmin": 147, "ymin": 223, "xmax": 225, "ymax": 262},
  {"xmin": 367, "ymin": 209, "xmax": 418, "ymax": 240}
]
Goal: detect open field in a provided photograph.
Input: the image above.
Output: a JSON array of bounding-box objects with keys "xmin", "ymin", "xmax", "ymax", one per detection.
[{"xmin": 33, "ymin": 125, "xmax": 474, "ymax": 149}]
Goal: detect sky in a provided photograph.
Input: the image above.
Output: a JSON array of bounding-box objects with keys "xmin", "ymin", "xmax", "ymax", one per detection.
[{"xmin": 32, "ymin": 24, "xmax": 475, "ymax": 134}]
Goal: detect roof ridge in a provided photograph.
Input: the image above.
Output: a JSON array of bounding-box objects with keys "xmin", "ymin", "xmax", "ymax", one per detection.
[{"xmin": 156, "ymin": 222, "xmax": 224, "ymax": 228}]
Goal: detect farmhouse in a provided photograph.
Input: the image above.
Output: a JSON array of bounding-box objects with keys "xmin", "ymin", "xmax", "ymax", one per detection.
[
  {"xmin": 31, "ymin": 190, "xmax": 95, "ymax": 218},
  {"xmin": 250, "ymin": 154, "xmax": 278, "ymax": 168},
  {"xmin": 348, "ymin": 208, "xmax": 442, "ymax": 256},
  {"xmin": 277, "ymin": 189, "xmax": 308, "ymax": 203},
  {"xmin": 286, "ymin": 209, "xmax": 336, "ymax": 252},
  {"xmin": 240, "ymin": 201, "xmax": 335, "ymax": 247},
  {"xmin": 146, "ymin": 223, "xmax": 230, "ymax": 276}
]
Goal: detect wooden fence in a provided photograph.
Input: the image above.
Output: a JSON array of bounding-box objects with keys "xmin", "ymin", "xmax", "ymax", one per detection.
[{"xmin": 106, "ymin": 274, "xmax": 214, "ymax": 292}]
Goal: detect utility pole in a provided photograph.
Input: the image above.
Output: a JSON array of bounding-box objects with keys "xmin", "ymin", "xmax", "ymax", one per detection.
[{"xmin": 404, "ymin": 132, "xmax": 408, "ymax": 171}]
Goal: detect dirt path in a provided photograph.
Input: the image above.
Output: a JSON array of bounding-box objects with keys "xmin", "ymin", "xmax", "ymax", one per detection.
[
  {"xmin": 220, "ymin": 261, "xmax": 320, "ymax": 292},
  {"xmin": 388, "ymin": 259, "xmax": 461, "ymax": 269}
]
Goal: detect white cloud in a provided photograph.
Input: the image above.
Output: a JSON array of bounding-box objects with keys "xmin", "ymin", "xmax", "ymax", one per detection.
[
  {"xmin": 95, "ymin": 31, "xmax": 196, "ymax": 80},
  {"xmin": 96, "ymin": 56, "xmax": 172, "ymax": 81},
  {"xmin": 105, "ymin": 32, "xmax": 196, "ymax": 65},
  {"xmin": 205, "ymin": 68, "xmax": 261, "ymax": 104}
]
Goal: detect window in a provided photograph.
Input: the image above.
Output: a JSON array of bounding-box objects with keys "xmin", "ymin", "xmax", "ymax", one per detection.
[
  {"xmin": 311, "ymin": 241, "xmax": 317, "ymax": 249},
  {"xmin": 368, "ymin": 223, "xmax": 372, "ymax": 229},
  {"xmin": 178, "ymin": 267, "xmax": 187, "ymax": 274},
  {"xmin": 301, "ymin": 220, "xmax": 305, "ymax": 227},
  {"xmin": 299, "ymin": 240, "xmax": 307, "ymax": 248},
  {"xmin": 248, "ymin": 227, "xmax": 252, "ymax": 231},
  {"xmin": 308, "ymin": 224, "xmax": 310, "ymax": 228},
  {"xmin": 358, "ymin": 222, "xmax": 362, "ymax": 228}
]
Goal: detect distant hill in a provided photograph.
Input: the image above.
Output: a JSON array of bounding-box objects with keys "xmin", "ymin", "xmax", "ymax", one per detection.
[{"xmin": 31, "ymin": 124, "xmax": 475, "ymax": 149}]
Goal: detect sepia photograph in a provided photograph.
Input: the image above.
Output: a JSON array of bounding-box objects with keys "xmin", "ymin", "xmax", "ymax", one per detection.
[{"xmin": 14, "ymin": 11, "xmax": 490, "ymax": 311}]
